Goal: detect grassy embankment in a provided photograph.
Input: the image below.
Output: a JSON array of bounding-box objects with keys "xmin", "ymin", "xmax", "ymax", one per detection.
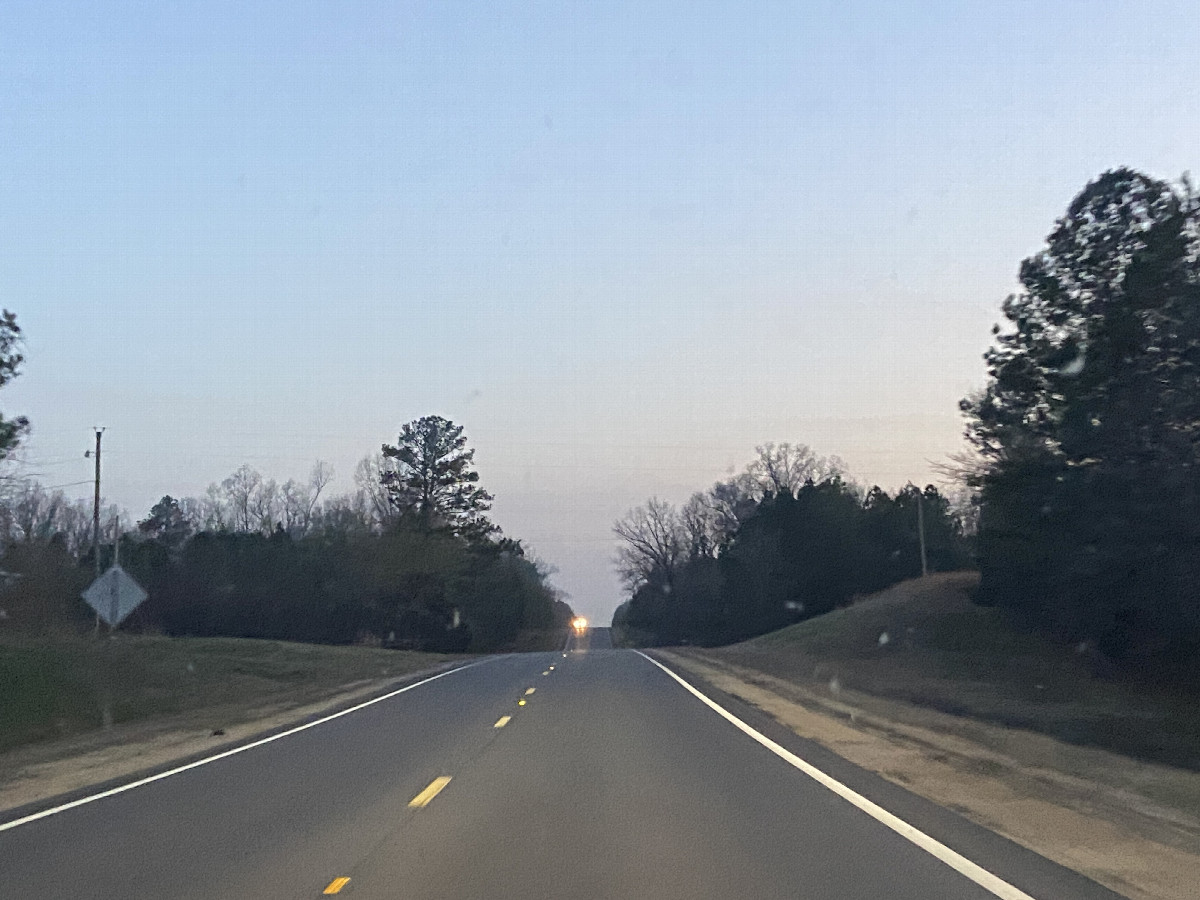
[
  {"xmin": 675, "ymin": 572, "xmax": 1200, "ymax": 770},
  {"xmin": 0, "ymin": 634, "xmax": 455, "ymax": 756}
]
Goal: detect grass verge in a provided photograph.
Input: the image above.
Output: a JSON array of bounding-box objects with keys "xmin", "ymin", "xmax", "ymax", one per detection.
[
  {"xmin": 0, "ymin": 633, "xmax": 456, "ymax": 756},
  {"xmin": 682, "ymin": 571, "xmax": 1200, "ymax": 770}
]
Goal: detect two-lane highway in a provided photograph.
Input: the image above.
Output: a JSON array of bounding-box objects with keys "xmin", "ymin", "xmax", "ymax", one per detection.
[{"xmin": 1, "ymin": 631, "xmax": 1123, "ymax": 899}]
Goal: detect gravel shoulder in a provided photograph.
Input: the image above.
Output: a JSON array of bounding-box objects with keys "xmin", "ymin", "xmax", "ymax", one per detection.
[{"xmin": 662, "ymin": 649, "xmax": 1200, "ymax": 900}]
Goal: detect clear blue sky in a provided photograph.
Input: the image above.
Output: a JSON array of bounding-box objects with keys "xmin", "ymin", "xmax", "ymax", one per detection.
[{"xmin": 3, "ymin": 1, "xmax": 1197, "ymax": 623}]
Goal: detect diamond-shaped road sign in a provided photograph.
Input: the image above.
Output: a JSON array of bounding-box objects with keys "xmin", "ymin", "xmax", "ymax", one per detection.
[{"xmin": 82, "ymin": 564, "xmax": 147, "ymax": 627}]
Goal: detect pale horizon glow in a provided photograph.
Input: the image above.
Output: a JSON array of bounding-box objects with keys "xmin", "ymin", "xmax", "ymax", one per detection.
[{"xmin": 3, "ymin": 1, "xmax": 1198, "ymax": 623}]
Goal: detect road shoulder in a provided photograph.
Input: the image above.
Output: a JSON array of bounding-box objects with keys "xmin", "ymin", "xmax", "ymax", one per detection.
[
  {"xmin": 659, "ymin": 649, "xmax": 1200, "ymax": 900},
  {"xmin": 0, "ymin": 658, "xmax": 471, "ymax": 822}
]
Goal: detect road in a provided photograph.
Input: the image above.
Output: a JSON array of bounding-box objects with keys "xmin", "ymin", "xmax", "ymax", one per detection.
[{"xmin": 0, "ymin": 629, "xmax": 1123, "ymax": 899}]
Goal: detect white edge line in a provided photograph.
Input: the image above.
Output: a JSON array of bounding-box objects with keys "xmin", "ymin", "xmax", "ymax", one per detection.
[
  {"xmin": 0, "ymin": 659, "xmax": 486, "ymax": 834},
  {"xmin": 635, "ymin": 651, "xmax": 1039, "ymax": 900}
]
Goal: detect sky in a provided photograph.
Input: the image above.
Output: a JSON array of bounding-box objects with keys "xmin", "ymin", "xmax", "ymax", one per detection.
[{"xmin": 2, "ymin": 1, "xmax": 1198, "ymax": 624}]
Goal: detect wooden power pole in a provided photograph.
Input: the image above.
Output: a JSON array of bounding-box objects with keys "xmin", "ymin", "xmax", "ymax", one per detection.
[
  {"xmin": 87, "ymin": 428, "xmax": 104, "ymax": 578},
  {"xmin": 917, "ymin": 488, "xmax": 929, "ymax": 578}
]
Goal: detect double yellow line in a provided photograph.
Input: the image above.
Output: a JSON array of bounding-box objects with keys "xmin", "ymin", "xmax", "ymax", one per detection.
[{"xmin": 322, "ymin": 670, "xmax": 551, "ymax": 894}]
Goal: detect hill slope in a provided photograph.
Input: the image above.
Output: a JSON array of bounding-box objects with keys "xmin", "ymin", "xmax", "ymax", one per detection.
[{"xmin": 681, "ymin": 571, "xmax": 1199, "ymax": 769}]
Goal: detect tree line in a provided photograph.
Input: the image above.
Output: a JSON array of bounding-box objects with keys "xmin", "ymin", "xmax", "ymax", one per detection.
[
  {"xmin": 613, "ymin": 166, "xmax": 1200, "ymax": 675},
  {"xmin": 612, "ymin": 444, "xmax": 970, "ymax": 646},
  {"xmin": 6, "ymin": 165, "xmax": 1199, "ymax": 670},
  {"xmin": 1, "ymin": 411, "xmax": 572, "ymax": 652}
]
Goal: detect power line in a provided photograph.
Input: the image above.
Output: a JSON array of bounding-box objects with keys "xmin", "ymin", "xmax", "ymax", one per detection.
[{"xmin": 13, "ymin": 457, "xmax": 81, "ymax": 467}]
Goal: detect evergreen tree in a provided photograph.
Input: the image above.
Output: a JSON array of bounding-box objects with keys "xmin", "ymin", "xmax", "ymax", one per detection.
[
  {"xmin": 964, "ymin": 169, "xmax": 1200, "ymax": 659},
  {"xmin": 380, "ymin": 416, "xmax": 495, "ymax": 539},
  {"xmin": 0, "ymin": 309, "xmax": 29, "ymax": 460},
  {"xmin": 137, "ymin": 495, "xmax": 193, "ymax": 549}
]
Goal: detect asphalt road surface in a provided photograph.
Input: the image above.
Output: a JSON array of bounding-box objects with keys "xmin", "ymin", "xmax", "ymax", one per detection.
[{"xmin": 1, "ymin": 629, "xmax": 1125, "ymax": 899}]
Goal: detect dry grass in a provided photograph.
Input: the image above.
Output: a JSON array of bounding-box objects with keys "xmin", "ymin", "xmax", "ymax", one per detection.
[
  {"xmin": 0, "ymin": 633, "xmax": 455, "ymax": 755},
  {"xmin": 691, "ymin": 572, "xmax": 1200, "ymax": 770}
]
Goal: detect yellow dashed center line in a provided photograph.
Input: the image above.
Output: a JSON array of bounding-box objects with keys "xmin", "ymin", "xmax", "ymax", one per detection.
[
  {"xmin": 525, "ymin": 687, "xmax": 536, "ymax": 695},
  {"xmin": 408, "ymin": 776, "xmax": 452, "ymax": 808},
  {"xmin": 518, "ymin": 699, "xmax": 526, "ymax": 706},
  {"xmin": 494, "ymin": 715, "xmax": 511, "ymax": 728},
  {"xmin": 323, "ymin": 876, "xmax": 351, "ymax": 894}
]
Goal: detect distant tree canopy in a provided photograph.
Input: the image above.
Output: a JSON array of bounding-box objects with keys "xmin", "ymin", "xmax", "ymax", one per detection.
[
  {"xmin": 0, "ymin": 418, "xmax": 571, "ymax": 652},
  {"xmin": 613, "ymin": 444, "xmax": 969, "ymax": 647},
  {"xmin": 964, "ymin": 168, "xmax": 1200, "ymax": 664}
]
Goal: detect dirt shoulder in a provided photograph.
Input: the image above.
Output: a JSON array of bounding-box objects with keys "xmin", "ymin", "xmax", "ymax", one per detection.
[
  {"xmin": 0, "ymin": 656, "xmax": 466, "ymax": 817},
  {"xmin": 662, "ymin": 649, "xmax": 1200, "ymax": 900}
]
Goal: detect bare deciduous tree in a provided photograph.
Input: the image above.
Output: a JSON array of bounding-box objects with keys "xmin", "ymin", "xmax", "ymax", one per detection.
[
  {"xmin": 58, "ymin": 497, "xmax": 95, "ymax": 556},
  {"xmin": 613, "ymin": 497, "xmax": 684, "ymax": 591},
  {"xmin": 703, "ymin": 474, "xmax": 759, "ymax": 545},
  {"xmin": 355, "ymin": 453, "xmax": 397, "ymax": 529},
  {"xmin": 222, "ymin": 465, "xmax": 261, "ymax": 533},
  {"xmin": 305, "ymin": 460, "xmax": 333, "ymax": 531},
  {"xmin": 746, "ymin": 442, "xmax": 844, "ymax": 496},
  {"xmin": 931, "ymin": 449, "xmax": 986, "ymax": 538},
  {"xmin": 202, "ymin": 483, "xmax": 230, "ymax": 531},
  {"xmin": 179, "ymin": 496, "xmax": 206, "ymax": 532},
  {"xmin": 679, "ymin": 492, "xmax": 721, "ymax": 560},
  {"xmin": 248, "ymin": 477, "xmax": 280, "ymax": 534},
  {"xmin": 6, "ymin": 481, "xmax": 65, "ymax": 543},
  {"xmin": 280, "ymin": 478, "xmax": 306, "ymax": 534}
]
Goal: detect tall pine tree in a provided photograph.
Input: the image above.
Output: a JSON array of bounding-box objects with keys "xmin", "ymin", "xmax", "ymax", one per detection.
[
  {"xmin": 380, "ymin": 416, "xmax": 496, "ymax": 540},
  {"xmin": 965, "ymin": 169, "xmax": 1200, "ymax": 660}
]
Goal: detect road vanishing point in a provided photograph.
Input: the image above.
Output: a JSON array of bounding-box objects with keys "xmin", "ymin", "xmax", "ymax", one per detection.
[{"xmin": 0, "ymin": 628, "xmax": 1124, "ymax": 899}]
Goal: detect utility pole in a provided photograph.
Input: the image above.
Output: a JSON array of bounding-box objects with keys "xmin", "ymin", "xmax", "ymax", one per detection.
[
  {"xmin": 86, "ymin": 428, "xmax": 104, "ymax": 579},
  {"xmin": 916, "ymin": 488, "xmax": 929, "ymax": 578}
]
